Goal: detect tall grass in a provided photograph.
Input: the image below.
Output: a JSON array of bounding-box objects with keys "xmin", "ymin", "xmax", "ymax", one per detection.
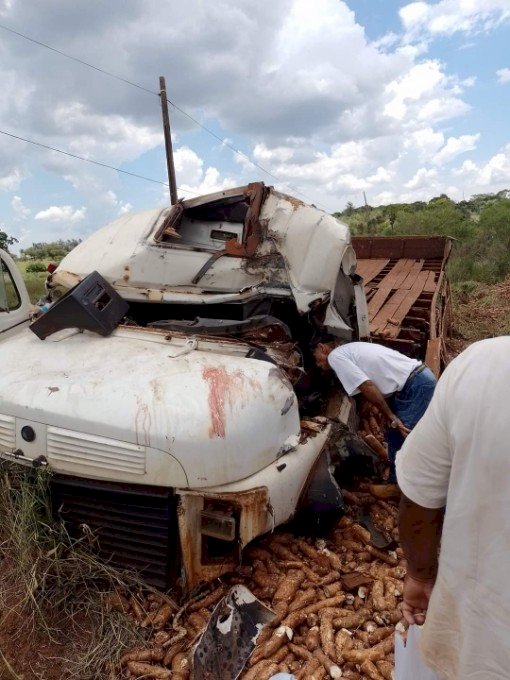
[
  {"xmin": 16, "ymin": 260, "xmax": 48, "ymax": 303},
  {"xmin": 0, "ymin": 463, "xmax": 149, "ymax": 679}
]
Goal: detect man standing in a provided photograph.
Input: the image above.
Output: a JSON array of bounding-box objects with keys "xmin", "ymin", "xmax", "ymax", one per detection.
[
  {"xmin": 313, "ymin": 340, "xmax": 436, "ymax": 494},
  {"xmin": 397, "ymin": 337, "xmax": 510, "ymax": 679}
]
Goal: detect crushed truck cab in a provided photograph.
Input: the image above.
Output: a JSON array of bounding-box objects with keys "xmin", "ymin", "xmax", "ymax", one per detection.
[{"xmin": 0, "ymin": 185, "xmax": 378, "ymax": 590}]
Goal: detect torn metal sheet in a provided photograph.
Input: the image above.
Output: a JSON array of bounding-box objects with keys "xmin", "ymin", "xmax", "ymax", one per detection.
[{"xmin": 192, "ymin": 584, "xmax": 275, "ymax": 680}]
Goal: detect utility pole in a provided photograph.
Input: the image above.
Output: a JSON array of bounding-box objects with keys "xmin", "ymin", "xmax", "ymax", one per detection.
[{"xmin": 159, "ymin": 76, "xmax": 178, "ymax": 205}]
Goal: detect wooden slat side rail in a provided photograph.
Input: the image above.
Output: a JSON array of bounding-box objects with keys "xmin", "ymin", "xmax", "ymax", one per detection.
[
  {"xmin": 425, "ymin": 338, "xmax": 441, "ymax": 378},
  {"xmin": 376, "ymin": 271, "xmax": 429, "ymax": 338}
]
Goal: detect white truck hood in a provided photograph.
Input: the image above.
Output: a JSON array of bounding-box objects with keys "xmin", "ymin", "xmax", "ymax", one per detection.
[{"xmin": 0, "ymin": 327, "xmax": 299, "ymax": 488}]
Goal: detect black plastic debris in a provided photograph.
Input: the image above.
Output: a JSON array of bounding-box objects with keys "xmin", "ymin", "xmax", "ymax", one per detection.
[
  {"xmin": 193, "ymin": 585, "xmax": 275, "ymax": 680},
  {"xmin": 30, "ymin": 271, "xmax": 129, "ymax": 340}
]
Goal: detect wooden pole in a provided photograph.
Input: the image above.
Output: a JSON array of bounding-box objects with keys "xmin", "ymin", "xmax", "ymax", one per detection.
[{"xmin": 159, "ymin": 76, "xmax": 178, "ymax": 205}]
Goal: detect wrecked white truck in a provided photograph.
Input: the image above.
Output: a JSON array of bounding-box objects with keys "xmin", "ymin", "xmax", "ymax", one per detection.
[{"xmin": 1, "ymin": 183, "xmax": 450, "ymax": 591}]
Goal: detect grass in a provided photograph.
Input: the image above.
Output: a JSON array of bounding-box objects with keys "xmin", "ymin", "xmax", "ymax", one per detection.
[
  {"xmin": 0, "ymin": 463, "xmax": 151, "ymax": 679},
  {"xmin": 452, "ymin": 279, "xmax": 510, "ymax": 342},
  {"xmin": 16, "ymin": 260, "xmax": 49, "ymax": 303}
]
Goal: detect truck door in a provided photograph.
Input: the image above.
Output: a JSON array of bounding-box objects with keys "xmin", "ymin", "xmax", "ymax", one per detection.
[{"xmin": 0, "ymin": 250, "xmax": 32, "ymax": 339}]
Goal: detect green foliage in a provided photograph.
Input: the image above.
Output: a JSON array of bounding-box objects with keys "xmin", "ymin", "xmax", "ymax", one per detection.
[
  {"xmin": 25, "ymin": 261, "xmax": 47, "ymax": 273},
  {"xmin": 20, "ymin": 238, "xmax": 81, "ymax": 261},
  {"xmin": 0, "ymin": 229, "xmax": 18, "ymax": 252},
  {"xmin": 334, "ymin": 189, "xmax": 510, "ymax": 285}
]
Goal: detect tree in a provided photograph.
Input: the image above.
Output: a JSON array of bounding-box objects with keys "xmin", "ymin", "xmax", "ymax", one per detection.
[
  {"xmin": 0, "ymin": 228, "xmax": 18, "ymax": 253},
  {"xmin": 0, "ymin": 229, "xmax": 18, "ymax": 250},
  {"xmin": 20, "ymin": 238, "xmax": 81, "ymax": 261}
]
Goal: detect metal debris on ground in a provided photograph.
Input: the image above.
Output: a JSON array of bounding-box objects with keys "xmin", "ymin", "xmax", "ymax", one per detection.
[{"xmin": 193, "ymin": 584, "xmax": 275, "ymax": 679}]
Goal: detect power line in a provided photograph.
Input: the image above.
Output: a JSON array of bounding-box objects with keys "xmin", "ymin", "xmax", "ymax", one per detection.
[
  {"xmin": 0, "ymin": 23, "xmax": 158, "ymax": 97},
  {"xmin": 0, "ymin": 22, "xmax": 330, "ymax": 211},
  {"xmin": 0, "ymin": 128, "xmax": 199, "ymax": 195}
]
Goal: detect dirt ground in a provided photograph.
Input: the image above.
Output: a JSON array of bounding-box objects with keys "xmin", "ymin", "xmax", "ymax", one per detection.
[{"xmin": 1, "ymin": 281, "xmax": 508, "ymax": 679}]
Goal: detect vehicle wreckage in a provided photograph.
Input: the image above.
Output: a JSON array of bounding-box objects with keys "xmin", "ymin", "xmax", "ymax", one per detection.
[{"xmin": 0, "ymin": 182, "xmax": 450, "ymax": 590}]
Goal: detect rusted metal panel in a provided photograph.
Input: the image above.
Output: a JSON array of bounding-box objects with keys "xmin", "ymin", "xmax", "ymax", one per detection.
[
  {"xmin": 352, "ymin": 235, "xmax": 450, "ymax": 261},
  {"xmin": 224, "ymin": 182, "xmax": 267, "ymax": 257},
  {"xmin": 177, "ymin": 487, "xmax": 270, "ymax": 589}
]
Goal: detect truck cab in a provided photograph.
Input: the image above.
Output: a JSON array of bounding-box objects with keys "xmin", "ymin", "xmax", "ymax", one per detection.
[
  {"xmin": 0, "ymin": 184, "xmax": 371, "ymax": 590},
  {"xmin": 0, "ymin": 249, "xmax": 32, "ymax": 339}
]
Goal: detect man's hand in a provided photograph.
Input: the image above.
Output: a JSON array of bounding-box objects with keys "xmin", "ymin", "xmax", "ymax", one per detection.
[
  {"xmin": 402, "ymin": 574, "xmax": 435, "ymax": 625},
  {"xmin": 394, "ymin": 417, "xmax": 411, "ymax": 438},
  {"xmin": 389, "ymin": 415, "xmax": 411, "ymax": 438}
]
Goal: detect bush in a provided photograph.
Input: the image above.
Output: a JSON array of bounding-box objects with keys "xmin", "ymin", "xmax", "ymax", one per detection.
[{"xmin": 25, "ymin": 262, "xmax": 47, "ymax": 273}]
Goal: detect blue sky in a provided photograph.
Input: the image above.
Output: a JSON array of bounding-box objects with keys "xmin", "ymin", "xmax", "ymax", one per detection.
[{"xmin": 0, "ymin": 0, "xmax": 509, "ymax": 252}]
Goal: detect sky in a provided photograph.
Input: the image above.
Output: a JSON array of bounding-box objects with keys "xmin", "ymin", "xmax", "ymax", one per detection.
[{"xmin": 1, "ymin": 0, "xmax": 510, "ymax": 252}]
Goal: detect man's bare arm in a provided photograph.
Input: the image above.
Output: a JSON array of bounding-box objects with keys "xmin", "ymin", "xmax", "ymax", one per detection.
[
  {"xmin": 399, "ymin": 493, "xmax": 444, "ymax": 624},
  {"xmin": 358, "ymin": 380, "xmax": 410, "ymax": 436}
]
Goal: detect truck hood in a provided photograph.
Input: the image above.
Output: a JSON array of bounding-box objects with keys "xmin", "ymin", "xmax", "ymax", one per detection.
[{"xmin": 0, "ymin": 328, "xmax": 299, "ymax": 488}]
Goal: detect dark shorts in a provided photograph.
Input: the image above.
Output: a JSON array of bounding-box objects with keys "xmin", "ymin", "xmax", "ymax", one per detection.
[{"xmin": 387, "ymin": 366, "xmax": 436, "ymax": 482}]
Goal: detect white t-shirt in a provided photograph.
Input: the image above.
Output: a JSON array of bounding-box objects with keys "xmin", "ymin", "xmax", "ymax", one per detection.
[
  {"xmin": 327, "ymin": 342, "xmax": 421, "ymax": 396},
  {"xmin": 397, "ymin": 337, "xmax": 510, "ymax": 679}
]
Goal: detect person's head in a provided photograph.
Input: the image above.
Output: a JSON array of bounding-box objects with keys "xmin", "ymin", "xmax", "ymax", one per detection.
[{"xmin": 313, "ymin": 341, "xmax": 336, "ymax": 370}]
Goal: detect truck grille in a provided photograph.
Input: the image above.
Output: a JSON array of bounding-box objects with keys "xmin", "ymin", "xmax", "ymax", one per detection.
[
  {"xmin": 51, "ymin": 476, "xmax": 180, "ymax": 589},
  {"xmin": 47, "ymin": 427, "xmax": 146, "ymax": 476},
  {"xmin": 0, "ymin": 414, "xmax": 15, "ymax": 452}
]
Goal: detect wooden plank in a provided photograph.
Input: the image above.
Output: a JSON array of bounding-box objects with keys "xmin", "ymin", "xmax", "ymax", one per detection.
[
  {"xmin": 377, "ymin": 271, "xmax": 429, "ymax": 338},
  {"xmin": 367, "ymin": 259, "xmax": 412, "ymax": 321},
  {"xmin": 400, "ymin": 260, "xmax": 425, "ymax": 290},
  {"xmin": 425, "ymin": 338, "xmax": 441, "ymax": 378},
  {"xmin": 368, "ymin": 286, "xmax": 393, "ymax": 321},
  {"xmin": 371, "ymin": 288, "xmax": 409, "ymax": 333},
  {"xmin": 388, "ymin": 259, "xmax": 417, "ymax": 288},
  {"xmin": 356, "ymin": 258, "xmax": 390, "ymax": 284},
  {"xmin": 423, "ymin": 270, "xmax": 437, "ymax": 293}
]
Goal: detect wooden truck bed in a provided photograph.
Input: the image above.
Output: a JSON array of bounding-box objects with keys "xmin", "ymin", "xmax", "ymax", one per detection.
[{"xmin": 352, "ymin": 236, "xmax": 452, "ymax": 377}]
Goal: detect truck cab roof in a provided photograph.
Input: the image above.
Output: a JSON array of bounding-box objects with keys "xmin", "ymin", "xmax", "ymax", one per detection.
[{"xmin": 53, "ymin": 183, "xmax": 359, "ymax": 334}]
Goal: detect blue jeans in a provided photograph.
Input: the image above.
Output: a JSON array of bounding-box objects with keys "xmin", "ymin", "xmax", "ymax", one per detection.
[{"xmin": 387, "ymin": 367, "xmax": 436, "ymax": 482}]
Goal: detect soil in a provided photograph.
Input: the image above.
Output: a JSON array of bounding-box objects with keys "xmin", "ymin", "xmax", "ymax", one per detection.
[{"xmin": 0, "ymin": 568, "xmax": 72, "ymax": 680}]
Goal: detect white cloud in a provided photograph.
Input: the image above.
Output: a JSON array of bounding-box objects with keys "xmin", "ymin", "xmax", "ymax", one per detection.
[
  {"xmin": 432, "ymin": 134, "xmax": 480, "ymax": 166},
  {"xmin": 496, "ymin": 68, "xmax": 510, "ymax": 84},
  {"xmin": 0, "ymin": 168, "xmax": 24, "ymax": 191},
  {"xmin": 35, "ymin": 205, "xmax": 87, "ymax": 223},
  {"xmin": 11, "ymin": 195, "xmax": 31, "ymax": 218},
  {"xmin": 453, "ymin": 144, "xmax": 510, "ymax": 190},
  {"xmin": 174, "ymin": 146, "xmax": 234, "ymax": 197},
  {"xmin": 118, "ymin": 202, "xmax": 133, "ymax": 215},
  {"xmin": 405, "ymin": 167, "xmax": 438, "ymax": 190},
  {"xmin": 400, "ymin": 1, "xmax": 510, "ymax": 39},
  {"xmin": 384, "ymin": 60, "xmax": 470, "ymax": 124},
  {"xmin": 0, "ymin": 0, "xmax": 504, "ymax": 230}
]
